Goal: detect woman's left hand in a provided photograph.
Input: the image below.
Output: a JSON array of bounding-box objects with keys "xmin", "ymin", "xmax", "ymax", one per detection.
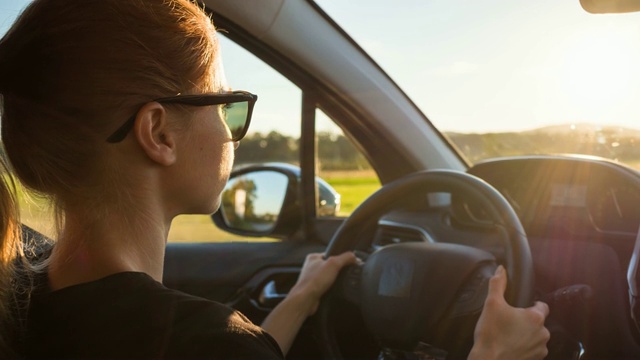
[
  {"xmin": 288, "ymin": 252, "xmax": 359, "ymax": 316},
  {"xmin": 261, "ymin": 251, "xmax": 358, "ymax": 354}
]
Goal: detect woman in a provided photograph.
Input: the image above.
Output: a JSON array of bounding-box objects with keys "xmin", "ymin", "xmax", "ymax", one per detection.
[{"xmin": 0, "ymin": 0, "xmax": 549, "ymax": 358}]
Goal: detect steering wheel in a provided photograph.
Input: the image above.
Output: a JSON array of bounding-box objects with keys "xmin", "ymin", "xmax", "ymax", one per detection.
[{"xmin": 317, "ymin": 170, "xmax": 534, "ymax": 359}]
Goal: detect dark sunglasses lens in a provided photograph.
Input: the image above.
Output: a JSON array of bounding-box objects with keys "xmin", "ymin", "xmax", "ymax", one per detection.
[{"xmin": 223, "ymin": 101, "xmax": 249, "ymax": 140}]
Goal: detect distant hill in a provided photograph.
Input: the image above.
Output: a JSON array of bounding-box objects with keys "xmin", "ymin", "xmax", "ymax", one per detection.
[
  {"xmin": 445, "ymin": 123, "xmax": 640, "ymax": 165},
  {"xmin": 525, "ymin": 123, "xmax": 640, "ymax": 137},
  {"xmin": 446, "ymin": 123, "xmax": 640, "ymax": 137}
]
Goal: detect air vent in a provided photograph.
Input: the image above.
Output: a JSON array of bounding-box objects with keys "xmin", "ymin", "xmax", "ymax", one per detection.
[{"xmin": 374, "ymin": 220, "xmax": 435, "ymax": 247}]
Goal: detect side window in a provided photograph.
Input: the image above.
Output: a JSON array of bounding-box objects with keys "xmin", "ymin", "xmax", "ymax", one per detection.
[
  {"xmin": 168, "ymin": 36, "xmax": 302, "ymax": 242},
  {"xmin": 315, "ymin": 109, "xmax": 381, "ymax": 217},
  {"xmin": 19, "ymin": 187, "xmax": 55, "ymax": 239}
]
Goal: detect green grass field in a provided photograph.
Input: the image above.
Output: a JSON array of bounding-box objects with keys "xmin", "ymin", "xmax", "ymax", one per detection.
[
  {"xmin": 15, "ymin": 171, "xmax": 381, "ymax": 243},
  {"xmin": 168, "ymin": 171, "xmax": 380, "ymax": 242},
  {"xmin": 320, "ymin": 171, "xmax": 381, "ymax": 215},
  {"xmin": 18, "ymin": 159, "xmax": 640, "ymax": 243}
]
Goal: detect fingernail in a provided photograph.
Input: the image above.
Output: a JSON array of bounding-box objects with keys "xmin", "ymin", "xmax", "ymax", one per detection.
[{"xmin": 495, "ymin": 265, "xmax": 505, "ymax": 276}]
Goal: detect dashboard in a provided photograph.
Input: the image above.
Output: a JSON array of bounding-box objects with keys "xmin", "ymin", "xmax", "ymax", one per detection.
[
  {"xmin": 466, "ymin": 155, "xmax": 640, "ymax": 357},
  {"xmin": 466, "ymin": 155, "xmax": 640, "ymax": 237}
]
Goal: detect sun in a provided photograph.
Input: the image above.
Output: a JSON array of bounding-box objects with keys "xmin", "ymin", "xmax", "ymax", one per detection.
[{"xmin": 558, "ymin": 20, "xmax": 640, "ymax": 124}]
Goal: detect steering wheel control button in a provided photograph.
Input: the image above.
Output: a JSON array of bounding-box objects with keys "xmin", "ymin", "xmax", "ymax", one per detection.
[{"xmin": 340, "ymin": 264, "xmax": 363, "ymax": 304}]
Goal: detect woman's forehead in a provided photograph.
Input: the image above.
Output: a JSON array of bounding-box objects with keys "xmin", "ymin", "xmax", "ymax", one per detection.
[{"xmin": 210, "ymin": 53, "xmax": 229, "ymax": 93}]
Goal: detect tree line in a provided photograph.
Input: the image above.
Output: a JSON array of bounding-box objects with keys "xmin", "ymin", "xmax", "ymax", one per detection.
[
  {"xmin": 447, "ymin": 128, "xmax": 640, "ymax": 165},
  {"xmin": 236, "ymin": 127, "xmax": 640, "ymax": 170},
  {"xmin": 2, "ymin": 127, "xmax": 638, "ymax": 173},
  {"xmin": 235, "ymin": 131, "xmax": 371, "ymax": 171}
]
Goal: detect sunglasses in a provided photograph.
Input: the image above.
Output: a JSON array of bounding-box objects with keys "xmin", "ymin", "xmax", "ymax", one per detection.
[{"xmin": 106, "ymin": 90, "xmax": 258, "ymax": 143}]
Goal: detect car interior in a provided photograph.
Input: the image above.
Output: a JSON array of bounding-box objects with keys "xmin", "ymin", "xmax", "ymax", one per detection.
[{"xmin": 5, "ymin": 0, "xmax": 640, "ymax": 359}]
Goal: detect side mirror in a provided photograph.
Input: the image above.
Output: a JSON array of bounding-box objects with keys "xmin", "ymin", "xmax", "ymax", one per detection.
[
  {"xmin": 317, "ymin": 177, "xmax": 341, "ymax": 217},
  {"xmin": 219, "ymin": 170, "xmax": 288, "ymax": 232},
  {"xmin": 212, "ymin": 163, "xmax": 342, "ymax": 237},
  {"xmin": 212, "ymin": 164, "xmax": 302, "ymax": 237}
]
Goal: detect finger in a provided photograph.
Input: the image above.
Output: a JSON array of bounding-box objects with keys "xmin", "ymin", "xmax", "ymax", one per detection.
[
  {"xmin": 487, "ymin": 265, "xmax": 507, "ymax": 300},
  {"xmin": 307, "ymin": 252, "xmax": 324, "ymax": 260},
  {"xmin": 529, "ymin": 301, "xmax": 550, "ymax": 318},
  {"xmin": 328, "ymin": 251, "xmax": 358, "ymax": 268}
]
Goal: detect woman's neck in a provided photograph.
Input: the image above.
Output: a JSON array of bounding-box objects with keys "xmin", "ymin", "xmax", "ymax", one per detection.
[{"xmin": 47, "ymin": 207, "xmax": 171, "ymax": 290}]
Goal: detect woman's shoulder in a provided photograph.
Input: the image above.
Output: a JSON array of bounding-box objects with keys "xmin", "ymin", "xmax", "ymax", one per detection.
[
  {"xmin": 27, "ymin": 271, "xmax": 284, "ymax": 359},
  {"xmin": 37, "ymin": 271, "xmax": 267, "ymax": 337}
]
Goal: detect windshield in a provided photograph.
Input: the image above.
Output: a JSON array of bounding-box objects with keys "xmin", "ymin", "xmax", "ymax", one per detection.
[{"xmin": 316, "ymin": 0, "xmax": 640, "ymax": 169}]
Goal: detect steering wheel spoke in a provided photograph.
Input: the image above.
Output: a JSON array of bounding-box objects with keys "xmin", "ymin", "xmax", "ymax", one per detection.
[
  {"xmin": 335, "ymin": 263, "xmax": 364, "ymax": 305},
  {"xmin": 448, "ymin": 264, "xmax": 495, "ymax": 318}
]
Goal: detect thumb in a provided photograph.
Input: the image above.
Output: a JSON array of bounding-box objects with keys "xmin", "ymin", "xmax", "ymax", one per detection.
[
  {"xmin": 529, "ymin": 301, "xmax": 550, "ymax": 318},
  {"xmin": 487, "ymin": 265, "xmax": 507, "ymax": 301}
]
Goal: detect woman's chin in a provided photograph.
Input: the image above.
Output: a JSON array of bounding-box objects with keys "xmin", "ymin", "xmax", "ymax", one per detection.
[
  {"xmin": 203, "ymin": 196, "xmax": 222, "ymax": 215},
  {"xmin": 178, "ymin": 196, "xmax": 222, "ymax": 216}
]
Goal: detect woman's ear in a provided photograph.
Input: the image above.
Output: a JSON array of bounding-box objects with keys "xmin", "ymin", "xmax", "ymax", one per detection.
[{"xmin": 133, "ymin": 102, "xmax": 177, "ymax": 166}]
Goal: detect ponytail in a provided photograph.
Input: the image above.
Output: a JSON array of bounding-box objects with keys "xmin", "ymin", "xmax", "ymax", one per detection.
[{"xmin": 0, "ymin": 156, "xmax": 22, "ymax": 358}]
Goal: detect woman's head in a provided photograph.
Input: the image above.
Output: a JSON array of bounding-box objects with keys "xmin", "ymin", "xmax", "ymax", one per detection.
[
  {"xmin": 0, "ymin": 0, "xmax": 221, "ymax": 210},
  {"xmin": 0, "ymin": 1, "xmax": 226, "ymax": 352}
]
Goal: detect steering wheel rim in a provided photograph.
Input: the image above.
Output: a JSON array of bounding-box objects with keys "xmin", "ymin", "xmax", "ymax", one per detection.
[{"xmin": 319, "ymin": 169, "xmax": 534, "ymax": 358}]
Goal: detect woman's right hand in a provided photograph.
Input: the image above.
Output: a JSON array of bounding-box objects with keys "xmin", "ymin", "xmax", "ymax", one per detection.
[{"xmin": 468, "ymin": 265, "xmax": 550, "ymax": 360}]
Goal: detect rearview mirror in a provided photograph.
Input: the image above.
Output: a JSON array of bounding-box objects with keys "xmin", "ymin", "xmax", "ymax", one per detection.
[{"xmin": 580, "ymin": 0, "xmax": 640, "ymax": 13}]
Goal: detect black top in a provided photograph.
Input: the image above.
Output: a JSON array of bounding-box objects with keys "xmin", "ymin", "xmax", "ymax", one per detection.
[{"xmin": 23, "ymin": 272, "xmax": 284, "ymax": 359}]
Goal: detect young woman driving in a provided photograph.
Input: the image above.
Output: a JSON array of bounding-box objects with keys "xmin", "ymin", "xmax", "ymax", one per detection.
[{"xmin": 0, "ymin": 0, "xmax": 549, "ymax": 358}]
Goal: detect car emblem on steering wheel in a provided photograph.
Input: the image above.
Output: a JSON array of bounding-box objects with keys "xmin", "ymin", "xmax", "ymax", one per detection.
[{"xmin": 378, "ymin": 260, "xmax": 414, "ymax": 298}]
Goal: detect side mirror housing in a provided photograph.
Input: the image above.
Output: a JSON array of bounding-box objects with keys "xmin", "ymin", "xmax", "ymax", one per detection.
[
  {"xmin": 212, "ymin": 164, "xmax": 303, "ymax": 237},
  {"xmin": 212, "ymin": 163, "xmax": 342, "ymax": 237}
]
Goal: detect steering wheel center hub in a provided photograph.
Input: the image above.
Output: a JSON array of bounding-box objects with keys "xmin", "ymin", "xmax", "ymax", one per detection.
[{"xmin": 360, "ymin": 242, "xmax": 495, "ymax": 349}]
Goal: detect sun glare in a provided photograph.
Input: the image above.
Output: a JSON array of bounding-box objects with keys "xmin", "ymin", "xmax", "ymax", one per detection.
[{"xmin": 558, "ymin": 22, "xmax": 640, "ymax": 125}]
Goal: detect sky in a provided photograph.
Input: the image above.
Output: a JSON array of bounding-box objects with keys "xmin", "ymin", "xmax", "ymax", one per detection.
[
  {"xmin": 0, "ymin": 1, "xmax": 26, "ymax": 22},
  {"xmin": 2, "ymin": 0, "xmax": 640, "ymax": 135},
  {"xmin": 317, "ymin": 0, "xmax": 640, "ymax": 133}
]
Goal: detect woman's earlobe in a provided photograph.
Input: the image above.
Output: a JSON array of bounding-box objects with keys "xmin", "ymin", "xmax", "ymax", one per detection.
[{"xmin": 134, "ymin": 102, "xmax": 177, "ymax": 166}]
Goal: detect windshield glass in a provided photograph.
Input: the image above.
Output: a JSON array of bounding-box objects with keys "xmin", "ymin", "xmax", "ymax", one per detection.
[{"xmin": 316, "ymin": 0, "xmax": 640, "ymax": 169}]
